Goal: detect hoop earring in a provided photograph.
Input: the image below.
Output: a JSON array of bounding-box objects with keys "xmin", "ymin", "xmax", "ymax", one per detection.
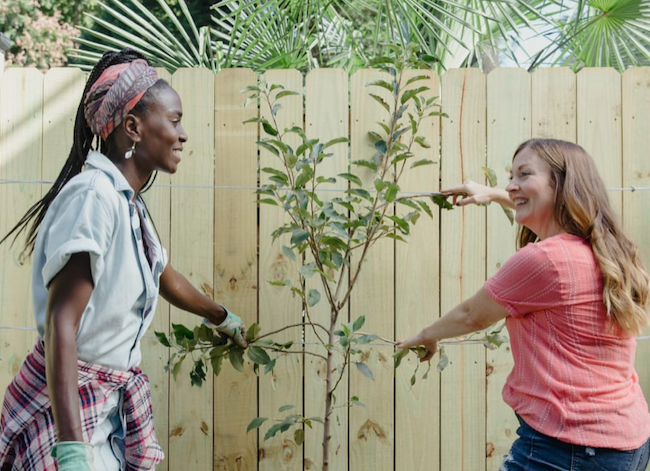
[{"xmin": 125, "ymin": 142, "xmax": 136, "ymax": 160}]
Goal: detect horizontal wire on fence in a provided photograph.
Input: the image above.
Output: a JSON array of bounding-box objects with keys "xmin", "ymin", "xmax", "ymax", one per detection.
[
  {"xmin": 2, "ymin": 178, "xmax": 650, "ymax": 194},
  {"xmin": 0, "ymin": 324, "xmax": 649, "ymax": 343}
]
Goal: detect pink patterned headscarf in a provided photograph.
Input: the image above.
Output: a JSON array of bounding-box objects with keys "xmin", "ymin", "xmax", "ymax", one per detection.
[{"xmin": 84, "ymin": 59, "xmax": 159, "ymax": 140}]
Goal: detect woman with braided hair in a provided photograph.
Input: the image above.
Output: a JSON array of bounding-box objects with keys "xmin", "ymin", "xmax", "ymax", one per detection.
[
  {"xmin": 399, "ymin": 139, "xmax": 650, "ymax": 470},
  {"xmin": 0, "ymin": 49, "xmax": 248, "ymax": 471}
]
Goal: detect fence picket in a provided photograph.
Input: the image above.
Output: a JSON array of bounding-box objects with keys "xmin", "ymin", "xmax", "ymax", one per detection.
[
  {"xmin": 440, "ymin": 68, "xmax": 487, "ymax": 471},
  {"xmin": 485, "ymin": 68, "xmax": 530, "ymax": 471},
  {"xmin": 258, "ymin": 69, "xmax": 304, "ymax": 471},
  {"xmin": 303, "ymin": 68, "xmax": 349, "ymax": 471},
  {"xmin": 168, "ymin": 68, "xmax": 215, "ymax": 470},
  {"xmin": 0, "ymin": 69, "xmax": 43, "ymax": 394},
  {"xmin": 394, "ymin": 70, "xmax": 442, "ymax": 471},
  {"xmin": 212, "ymin": 68, "xmax": 260, "ymax": 470}
]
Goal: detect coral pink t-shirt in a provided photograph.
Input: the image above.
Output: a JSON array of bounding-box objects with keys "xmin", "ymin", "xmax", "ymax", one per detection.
[{"xmin": 484, "ymin": 233, "xmax": 650, "ymax": 450}]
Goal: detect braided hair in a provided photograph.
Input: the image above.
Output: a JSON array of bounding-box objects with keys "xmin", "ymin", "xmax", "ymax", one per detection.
[{"xmin": 1, "ymin": 48, "xmax": 154, "ymax": 258}]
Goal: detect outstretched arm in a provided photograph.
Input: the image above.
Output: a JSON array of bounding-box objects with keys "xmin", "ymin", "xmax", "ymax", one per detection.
[
  {"xmin": 159, "ymin": 262, "xmax": 247, "ymax": 346},
  {"xmin": 442, "ymin": 180, "xmax": 514, "ymax": 209},
  {"xmin": 396, "ymin": 287, "xmax": 509, "ymax": 361}
]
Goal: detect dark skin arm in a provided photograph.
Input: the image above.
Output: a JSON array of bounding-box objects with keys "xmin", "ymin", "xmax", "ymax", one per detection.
[
  {"xmin": 45, "ymin": 252, "xmax": 94, "ymax": 442},
  {"xmin": 159, "ymin": 262, "xmax": 234, "ymax": 330}
]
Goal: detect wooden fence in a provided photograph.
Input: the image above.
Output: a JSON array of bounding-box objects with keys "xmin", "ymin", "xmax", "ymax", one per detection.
[{"xmin": 1, "ymin": 66, "xmax": 650, "ymax": 471}]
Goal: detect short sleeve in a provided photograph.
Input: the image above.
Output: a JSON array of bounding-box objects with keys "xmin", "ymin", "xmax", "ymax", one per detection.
[
  {"xmin": 41, "ymin": 189, "xmax": 115, "ymax": 287},
  {"xmin": 484, "ymin": 243, "xmax": 564, "ymax": 318}
]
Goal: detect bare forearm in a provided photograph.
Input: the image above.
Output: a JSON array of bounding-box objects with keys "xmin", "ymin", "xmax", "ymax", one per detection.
[
  {"xmin": 45, "ymin": 323, "xmax": 83, "ymax": 442},
  {"xmin": 488, "ymin": 188, "xmax": 514, "ymax": 208},
  {"xmin": 160, "ymin": 266, "xmax": 226, "ymax": 325},
  {"xmin": 421, "ymin": 302, "xmax": 485, "ymax": 342}
]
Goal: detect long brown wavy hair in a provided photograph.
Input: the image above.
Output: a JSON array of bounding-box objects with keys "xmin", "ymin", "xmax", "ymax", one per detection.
[{"xmin": 514, "ymin": 138, "xmax": 649, "ymax": 336}]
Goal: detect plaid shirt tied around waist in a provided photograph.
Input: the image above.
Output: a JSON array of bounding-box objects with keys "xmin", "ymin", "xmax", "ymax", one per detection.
[{"xmin": 0, "ymin": 338, "xmax": 163, "ymax": 470}]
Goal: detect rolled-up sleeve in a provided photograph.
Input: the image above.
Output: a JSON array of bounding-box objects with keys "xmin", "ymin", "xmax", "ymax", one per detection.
[{"xmin": 42, "ymin": 189, "xmax": 115, "ymax": 287}]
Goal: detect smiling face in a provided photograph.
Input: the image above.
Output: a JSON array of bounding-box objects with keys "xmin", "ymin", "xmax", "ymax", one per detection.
[
  {"xmin": 506, "ymin": 147, "xmax": 564, "ymax": 240},
  {"xmin": 135, "ymin": 85, "xmax": 188, "ymax": 174}
]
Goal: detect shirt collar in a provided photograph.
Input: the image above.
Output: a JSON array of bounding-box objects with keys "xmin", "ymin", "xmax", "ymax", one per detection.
[{"xmin": 85, "ymin": 151, "xmax": 135, "ymax": 200}]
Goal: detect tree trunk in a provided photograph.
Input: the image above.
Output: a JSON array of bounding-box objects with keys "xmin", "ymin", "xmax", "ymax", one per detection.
[{"xmin": 322, "ymin": 311, "xmax": 337, "ymax": 471}]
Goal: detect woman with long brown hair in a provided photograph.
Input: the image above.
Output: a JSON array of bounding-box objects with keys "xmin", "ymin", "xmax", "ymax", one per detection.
[{"xmin": 399, "ymin": 139, "xmax": 650, "ymax": 470}]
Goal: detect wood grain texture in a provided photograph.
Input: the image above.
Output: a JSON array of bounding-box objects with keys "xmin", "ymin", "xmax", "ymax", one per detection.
[
  {"xmin": 168, "ymin": 68, "xmax": 215, "ymax": 470},
  {"xmin": 0, "ymin": 69, "xmax": 43, "ymax": 393},
  {"xmin": 303, "ymin": 68, "xmax": 349, "ymax": 471},
  {"xmin": 213, "ymin": 68, "xmax": 259, "ymax": 471},
  {"xmin": 531, "ymin": 68, "xmax": 576, "ymax": 142},
  {"xmin": 439, "ymin": 68, "xmax": 487, "ymax": 471},
  {"xmin": 349, "ymin": 69, "xmax": 395, "ymax": 471},
  {"xmin": 394, "ymin": 70, "xmax": 442, "ymax": 471},
  {"xmin": 485, "ymin": 68, "xmax": 530, "ymax": 471},
  {"xmin": 258, "ymin": 69, "xmax": 304, "ymax": 471},
  {"xmin": 622, "ymin": 68, "xmax": 650, "ymax": 410}
]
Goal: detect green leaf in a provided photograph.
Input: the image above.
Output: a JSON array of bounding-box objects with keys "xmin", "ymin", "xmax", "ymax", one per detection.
[
  {"xmin": 307, "ymin": 289, "xmax": 321, "ymax": 307},
  {"xmin": 211, "ymin": 353, "xmax": 223, "ymax": 376},
  {"xmin": 248, "ymin": 346, "xmax": 271, "ymax": 365},
  {"xmin": 355, "ymin": 334, "xmax": 379, "ymax": 345},
  {"xmin": 417, "ymin": 200, "xmax": 433, "ymax": 218},
  {"xmin": 246, "ymin": 322, "xmax": 262, "ymax": 341},
  {"xmin": 388, "ymin": 215, "xmax": 410, "ymax": 234},
  {"xmin": 241, "ymin": 85, "xmax": 261, "ymax": 94},
  {"xmin": 406, "ymin": 75, "xmax": 430, "ymax": 85},
  {"xmin": 385, "ymin": 182, "xmax": 399, "ymax": 202},
  {"xmin": 355, "ymin": 362, "xmax": 375, "ymax": 381},
  {"xmin": 338, "ymin": 172, "xmax": 362, "ymax": 186},
  {"xmin": 286, "ymin": 153, "xmax": 298, "ymax": 168},
  {"xmin": 394, "ymin": 348, "xmax": 409, "ymax": 368},
  {"xmin": 431, "ymin": 194, "xmax": 454, "ymax": 210},
  {"xmin": 282, "ymin": 245, "xmax": 297, "ymax": 262},
  {"xmin": 155, "ymin": 331, "xmax": 171, "ymax": 348},
  {"xmin": 172, "ymin": 323, "xmax": 194, "ymax": 341},
  {"xmin": 352, "ymin": 160, "xmax": 378, "ymax": 171},
  {"xmin": 410, "ymin": 159, "xmax": 435, "ymax": 169},
  {"xmin": 290, "ymin": 229, "xmax": 309, "ymax": 245},
  {"xmin": 262, "ymin": 121, "xmax": 278, "ymax": 137},
  {"xmin": 172, "ymin": 355, "xmax": 184, "ymax": 380},
  {"xmin": 259, "ymin": 198, "xmax": 279, "ymax": 206},
  {"xmin": 369, "ymin": 93, "xmax": 390, "ymax": 113},
  {"xmin": 258, "ymin": 141, "xmax": 279, "ymax": 157},
  {"xmin": 229, "ymin": 347, "xmax": 245, "ymax": 373},
  {"xmin": 264, "ymin": 358, "xmax": 276, "ymax": 375},
  {"xmin": 414, "ymin": 136, "xmax": 431, "ymax": 149},
  {"xmin": 247, "ymin": 417, "xmax": 268, "ymax": 433},
  {"xmin": 279, "ymin": 404, "xmax": 295, "ymax": 412},
  {"xmin": 276, "ymin": 90, "xmax": 299, "ymax": 99},
  {"xmin": 264, "ymin": 423, "xmax": 285, "ymax": 441},
  {"xmin": 352, "ymin": 315, "xmax": 366, "ymax": 332},
  {"xmin": 369, "ymin": 79, "xmax": 394, "ymax": 92},
  {"xmin": 401, "ymin": 86, "xmax": 429, "ymax": 105},
  {"xmin": 482, "ymin": 166, "xmax": 498, "ymax": 187},
  {"xmin": 323, "ymin": 137, "xmax": 348, "ymax": 149},
  {"xmin": 294, "ymin": 428, "xmax": 305, "ymax": 446},
  {"xmin": 295, "ymin": 168, "xmax": 314, "ymax": 188},
  {"xmin": 190, "ymin": 359, "xmax": 206, "ymax": 387}
]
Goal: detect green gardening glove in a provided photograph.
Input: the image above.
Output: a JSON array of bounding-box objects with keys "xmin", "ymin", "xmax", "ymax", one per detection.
[
  {"xmin": 51, "ymin": 442, "xmax": 95, "ymax": 471},
  {"xmin": 204, "ymin": 306, "xmax": 248, "ymax": 348}
]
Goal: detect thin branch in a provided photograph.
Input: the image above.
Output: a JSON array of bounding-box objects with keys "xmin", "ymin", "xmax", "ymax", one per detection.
[
  {"xmin": 254, "ymin": 322, "xmax": 328, "ymax": 341},
  {"xmin": 304, "ymin": 303, "xmax": 327, "ymax": 345},
  {"xmin": 268, "ymin": 346, "xmax": 328, "ymax": 361}
]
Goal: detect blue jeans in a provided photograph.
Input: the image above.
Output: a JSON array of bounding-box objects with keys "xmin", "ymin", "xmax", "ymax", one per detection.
[{"xmin": 500, "ymin": 415, "xmax": 650, "ymax": 471}]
